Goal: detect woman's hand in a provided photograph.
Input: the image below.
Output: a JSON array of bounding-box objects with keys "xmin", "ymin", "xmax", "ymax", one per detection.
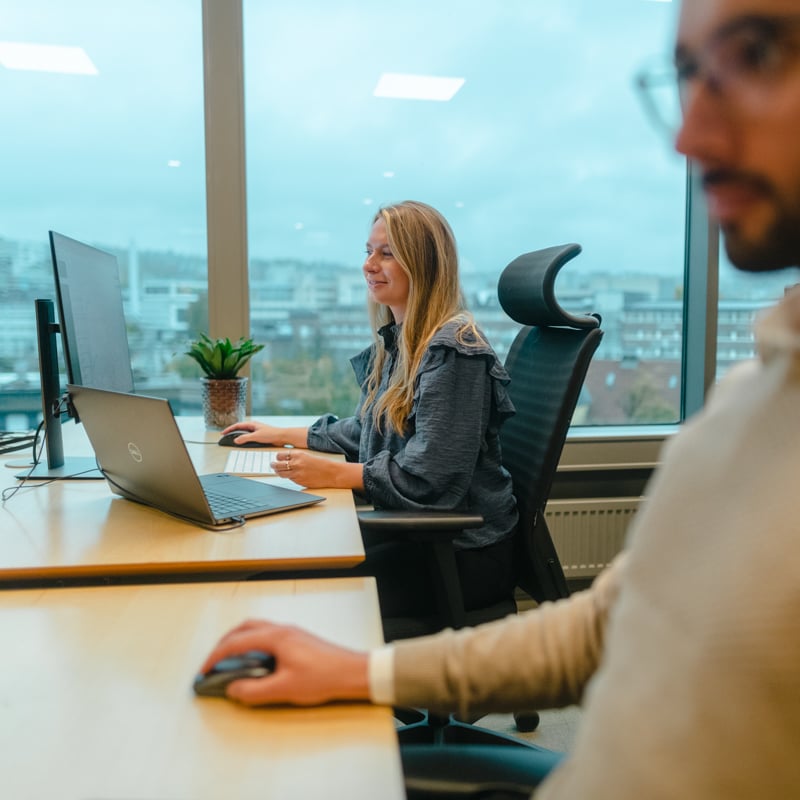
[
  {"xmin": 199, "ymin": 619, "xmax": 371, "ymax": 707},
  {"xmin": 273, "ymin": 450, "xmax": 364, "ymax": 491},
  {"xmin": 219, "ymin": 421, "xmax": 308, "ymax": 449}
]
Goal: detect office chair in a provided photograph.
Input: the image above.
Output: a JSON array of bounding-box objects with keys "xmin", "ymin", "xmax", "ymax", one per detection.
[{"xmin": 357, "ymin": 243, "xmax": 603, "ymax": 746}]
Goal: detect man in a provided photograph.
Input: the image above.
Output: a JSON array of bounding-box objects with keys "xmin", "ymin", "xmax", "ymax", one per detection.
[{"xmin": 200, "ymin": 0, "xmax": 800, "ymax": 796}]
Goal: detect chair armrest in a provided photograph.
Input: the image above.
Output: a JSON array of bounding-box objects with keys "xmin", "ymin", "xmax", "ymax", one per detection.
[
  {"xmin": 357, "ymin": 509, "xmax": 485, "ymax": 533},
  {"xmin": 356, "ymin": 510, "xmax": 485, "ymax": 631},
  {"xmin": 358, "ymin": 509, "xmax": 483, "ymax": 530}
]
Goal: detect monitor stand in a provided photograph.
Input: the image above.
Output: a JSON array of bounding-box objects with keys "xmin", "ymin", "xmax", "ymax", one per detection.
[{"xmin": 17, "ymin": 299, "xmax": 103, "ymax": 480}]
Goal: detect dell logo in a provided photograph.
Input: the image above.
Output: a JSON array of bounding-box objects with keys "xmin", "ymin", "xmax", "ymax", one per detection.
[{"xmin": 128, "ymin": 442, "xmax": 143, "ymax": 463}]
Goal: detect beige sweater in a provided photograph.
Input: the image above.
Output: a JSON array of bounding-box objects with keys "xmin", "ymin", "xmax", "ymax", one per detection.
[{"xmin": 393, "ymin": 288, "xmax": 800, "ymax": 798}]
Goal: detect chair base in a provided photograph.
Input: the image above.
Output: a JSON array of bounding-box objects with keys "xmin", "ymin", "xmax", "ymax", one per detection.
[
  {"xmin": 396, "ymin": 709, "xmax": 541, "ymax": 748},
  {"xmin": 402, "ymin": 743, "xmax": 564, "ymax": 800}
]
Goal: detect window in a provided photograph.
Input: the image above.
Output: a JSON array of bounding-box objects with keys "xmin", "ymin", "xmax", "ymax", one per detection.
[
  {"xmin": 717, "ymin": 241, "xmax": 800, "ymax": 381},
  {"xmin": 243, "ymin": 0, "xmax": 686, "ymax": 423},
  {"xmin": 0, "ymin": 0, "xmax": 206, "ymax": 428},
  {"xmin": 2, "ymin": 2, "xmax": 752, "ymax": 438}
]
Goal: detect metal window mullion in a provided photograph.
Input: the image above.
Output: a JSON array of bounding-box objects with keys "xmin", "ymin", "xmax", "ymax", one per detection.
[{"xmin": 681, "ymin": 160, "xmax": 719, "ymax": 418}]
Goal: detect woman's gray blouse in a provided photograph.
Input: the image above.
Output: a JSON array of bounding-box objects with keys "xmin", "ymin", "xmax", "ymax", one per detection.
[{"xmin": 307, "ymin": 321, "xmax": 518, "ymax": 549}]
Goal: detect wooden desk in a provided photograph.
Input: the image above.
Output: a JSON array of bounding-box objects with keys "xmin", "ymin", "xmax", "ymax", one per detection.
[
  {"xmin": 0, "ymin": 417, "xmax": 364, "ymax": 585},
  {"xmin": 0, "ymin": 576, "xmax": 403, "ymax": 800}
]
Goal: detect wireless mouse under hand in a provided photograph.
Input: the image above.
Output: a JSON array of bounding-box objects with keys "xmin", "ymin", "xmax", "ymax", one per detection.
[
  {"xmin": 193, "ymin": 650, "xmax": 276, "ymax": 697},
  {"xmin": 217, "ymin": 432, "xmax": 273, "ymax": 448}
]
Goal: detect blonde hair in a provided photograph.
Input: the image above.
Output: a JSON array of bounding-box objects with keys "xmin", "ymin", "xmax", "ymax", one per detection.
[{"xmin": 363, "ymin": 200, "xmax": 483, "ymax": 434}]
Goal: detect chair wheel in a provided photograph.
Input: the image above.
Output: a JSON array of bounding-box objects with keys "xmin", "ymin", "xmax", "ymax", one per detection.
[{"xmin": 513, "ymin": 710, "xmax": 540, "ymax": 732}]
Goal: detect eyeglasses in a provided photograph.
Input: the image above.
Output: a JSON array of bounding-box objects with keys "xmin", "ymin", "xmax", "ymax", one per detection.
[{"xmin": 635, "ymin": 13, "xmax": 800, "ymax": 135}]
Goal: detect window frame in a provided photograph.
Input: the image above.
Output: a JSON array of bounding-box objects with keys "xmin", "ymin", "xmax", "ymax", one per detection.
[{"xmin": 201, "ymin": 0, "xmax": 719, "ymax": 463}]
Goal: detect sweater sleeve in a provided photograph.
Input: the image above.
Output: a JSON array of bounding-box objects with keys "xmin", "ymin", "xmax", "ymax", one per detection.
[
  {"xmin": 307, "ymin": 413, "xmax": 362, "ymax": 462},
  {"xmin": 391, "ymin": 555, "xmax": 626, "ymax": 719}
]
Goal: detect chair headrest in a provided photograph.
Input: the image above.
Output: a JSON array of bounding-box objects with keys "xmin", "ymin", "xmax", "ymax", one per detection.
[{"xmin": 498, "ymin": 243, "xmax": 600, "ymax": 329}]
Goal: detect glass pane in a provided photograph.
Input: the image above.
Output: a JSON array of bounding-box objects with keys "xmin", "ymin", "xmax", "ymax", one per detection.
[
  {"xmin": 717, "ymin": 239, "xmax": 800, "ymax": 382},
  {"xmin": 0, "ymin": 1, "xmax": 206, "ymax": 430},
  {"xmin": 243, "ymin": 0, "xmax": 685, "ymax": 425}
]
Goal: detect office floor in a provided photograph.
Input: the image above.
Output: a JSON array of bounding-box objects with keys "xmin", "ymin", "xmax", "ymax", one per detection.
[{"xmin": 476, "ymin": 706, "xmax": 582, "ymax": 753}]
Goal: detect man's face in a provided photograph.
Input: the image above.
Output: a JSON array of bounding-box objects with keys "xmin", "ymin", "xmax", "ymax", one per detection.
[{"xmin": 675, "ymin": 0, "xmax": 800, "ymax": 270}]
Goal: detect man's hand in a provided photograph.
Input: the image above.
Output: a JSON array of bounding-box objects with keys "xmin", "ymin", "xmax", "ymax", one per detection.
[{"xmin": 199, "ymin": 619, "xmax": 372, "ymax": 707}]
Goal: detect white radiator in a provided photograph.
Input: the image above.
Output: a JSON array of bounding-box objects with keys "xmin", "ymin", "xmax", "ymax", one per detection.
[{"xmin": 544, "ymin": 497, "xmax": 643, "ymax": 578}]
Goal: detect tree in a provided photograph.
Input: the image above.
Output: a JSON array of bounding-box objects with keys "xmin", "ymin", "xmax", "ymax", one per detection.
[{"xmin": 623, "ymin": 374, "xmax": 677, "ymax": 423}]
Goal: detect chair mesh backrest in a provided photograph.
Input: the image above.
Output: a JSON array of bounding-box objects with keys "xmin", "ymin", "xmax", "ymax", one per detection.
[{"xmin": 498, "ymin": 244, "xmax": 603, "ymax": 601}]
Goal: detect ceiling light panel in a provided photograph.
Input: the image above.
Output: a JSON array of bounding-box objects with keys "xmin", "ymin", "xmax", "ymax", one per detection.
[
  {"xmin": 0, "ymin": 42, "xmax": 98, "ymax": 75},
  {"xmin": 373, "ymin": 72, "xmax": 465, "ymax": 101}
]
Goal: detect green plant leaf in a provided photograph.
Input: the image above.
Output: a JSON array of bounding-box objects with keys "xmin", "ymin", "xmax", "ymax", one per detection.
[{"xmin": 184, "ymin": 333, "xmax": 265, "ymax": 379}]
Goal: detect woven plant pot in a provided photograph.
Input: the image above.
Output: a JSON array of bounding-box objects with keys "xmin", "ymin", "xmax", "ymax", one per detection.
[{"xmin": 201, "ymin": 377, "xmax": 248, "ymax": 430}]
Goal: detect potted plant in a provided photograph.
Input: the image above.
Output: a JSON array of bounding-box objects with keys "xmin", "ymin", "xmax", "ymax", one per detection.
[{"xmin": 185, "ymin": 333, "xmax": 265, "ymax": 429}]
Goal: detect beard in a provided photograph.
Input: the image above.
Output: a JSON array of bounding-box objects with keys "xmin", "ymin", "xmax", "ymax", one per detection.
[
  {"xmin": 722, "ymin": 212, "xmax": 800, "ymax": 272},
  {"xmin": 710, "ymin": 173, "xmax": 800, "ymax": 272}
]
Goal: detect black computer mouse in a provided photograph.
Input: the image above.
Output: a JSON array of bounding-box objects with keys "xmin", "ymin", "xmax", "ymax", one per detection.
[
  {"xmin": 217, "ymin": 432, "xmax": 273, "ymax": 447},
  {"xmin": 193, "ymin": 650, "xmax": 276, "ymax": 697}
]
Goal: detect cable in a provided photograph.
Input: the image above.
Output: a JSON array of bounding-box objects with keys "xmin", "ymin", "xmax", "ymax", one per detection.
[
  {"xmin": 99, "ymin": 469, "xmax": 246, "ymax": 532},
  {"xmin": 1, "ymin": 416, "xmax": 100, "ymax": 503},
  {"xmin": 0, "ymin": 432, "xmax": 38, "ymax": 455},
  {"xmin": 2, "ymin": 420, "xmax": 47, "ymax": 502}
]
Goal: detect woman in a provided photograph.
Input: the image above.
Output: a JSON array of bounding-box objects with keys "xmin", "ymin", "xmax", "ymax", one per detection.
[{"xmin": 223, "ymin": 200, "xmax": 517, "ymax": 617}]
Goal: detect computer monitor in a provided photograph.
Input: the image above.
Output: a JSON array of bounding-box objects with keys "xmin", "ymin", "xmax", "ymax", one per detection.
[
  {"xmin": 20, "ymin": 232, "xmax": 135, "ymax": 480},
  {"xmin": 50, "ymin": 231, "xmax": 134, "ymax": 394}
]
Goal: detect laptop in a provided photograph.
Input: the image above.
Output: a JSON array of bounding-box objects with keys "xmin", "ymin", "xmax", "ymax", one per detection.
[{"xmin": 67, "ymin": 385, "xmax": 325, "ymax": 529}]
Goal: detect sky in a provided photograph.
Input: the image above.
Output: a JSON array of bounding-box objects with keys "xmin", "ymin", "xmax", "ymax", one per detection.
[{"xmin": 1, "ymin": 0, "xmax": 684, "ymax": 279}]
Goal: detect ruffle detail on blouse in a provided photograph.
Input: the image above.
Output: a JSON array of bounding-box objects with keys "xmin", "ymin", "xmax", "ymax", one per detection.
[
  {"xmin": 349, "ymin": 346, "xmax": 374, "ymax": 387},
  {"xmin": 349, "ymin": 320, "xmax": 515, "ymax": 422},
  {"xmin": 348, "ymin": 322, "xmax": 397, "ymax": 386},
  {"xmin": 417, "ymin": 321, "xmax": 515, "ymax": 422}
]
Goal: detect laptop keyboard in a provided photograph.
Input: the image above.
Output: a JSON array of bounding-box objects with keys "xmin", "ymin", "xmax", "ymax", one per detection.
[{"xmin": 204, "ymin": 489, "xmax": 271, "ymax": 517}]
